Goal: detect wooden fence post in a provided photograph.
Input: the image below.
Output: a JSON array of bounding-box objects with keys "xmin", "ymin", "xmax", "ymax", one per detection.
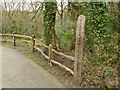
[
  {"xmin": 13, "ymin": 32, "xmax": 16, "ymax": 46},
  {"xmin": 73, "ymin": 15, "xmax": 86, "ymax": 86},
  {"xmin": 48, "ymin": 44, "xmax": 53, "ymax": 66},
  {"xmin": 32, "ymin": 35, "xmax": 35, "ymax": 52}
]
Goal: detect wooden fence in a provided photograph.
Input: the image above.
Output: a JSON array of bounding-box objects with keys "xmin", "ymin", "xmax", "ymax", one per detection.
[
  {"xmin": 0, "ymin": 33, "xmax": 74, "ymax": 75},
  {"xmin": 0, "ymin": 15, "xmax": 85, "ymax": 86}
]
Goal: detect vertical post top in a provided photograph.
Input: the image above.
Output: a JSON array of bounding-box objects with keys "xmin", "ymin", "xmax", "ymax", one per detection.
[
  {"xmin": 32, "ymin": 35, "xmax": 35, "ymax": 38},
  {"xmin": 49, "ymin": 44, "xmax": 52, "ymax": 47},
  {"xmin": 78, "ymin": 15, "xmax": 85, "ymax": 20},
  {"xmin": 76, "ymin": 15, "xmax": 86, "ymax": 37}
]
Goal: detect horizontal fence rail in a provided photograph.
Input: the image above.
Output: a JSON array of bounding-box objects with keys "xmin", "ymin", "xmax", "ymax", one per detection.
[
  {"xmin": 0, "ymin": 33, "xmax": 74, "ymax": 75},
  {"xmin": 0, "ymin": 34, "xmax": 32, "ymax": 39}
]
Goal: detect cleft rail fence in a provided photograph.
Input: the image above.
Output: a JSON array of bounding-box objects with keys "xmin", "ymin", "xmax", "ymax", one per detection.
[
  {"xmin": 0, "ymin": 15, "xmax": 85, "ymax": 86},
  {"xmin": 0, "ymin": 33, "xmax": 74, "ymax": 75}
]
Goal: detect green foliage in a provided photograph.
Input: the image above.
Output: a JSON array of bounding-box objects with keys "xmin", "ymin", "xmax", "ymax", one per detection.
[
  {"xmin": 104, "ymin": 66, "xmax": 117, "ymax": 77},
  {"xmin": 55, "ymin": 15, "xmax": 75, "ymax": 51}
]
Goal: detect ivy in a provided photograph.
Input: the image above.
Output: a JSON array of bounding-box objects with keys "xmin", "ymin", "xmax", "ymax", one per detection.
[{"xmin": 43, "ymin": 2, "xmax": 57, "ymax": 46}]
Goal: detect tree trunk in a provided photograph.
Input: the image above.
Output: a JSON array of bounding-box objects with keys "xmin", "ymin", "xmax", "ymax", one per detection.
[{"xmin": 43, "ymin": 2, "xmax": 57, "ymax": 49}]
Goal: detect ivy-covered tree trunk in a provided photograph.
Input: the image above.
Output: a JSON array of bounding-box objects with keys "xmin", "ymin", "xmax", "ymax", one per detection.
[
  {"xmin": 43, "ymin": 2, "xmax": 57, "ymax": 49},
  {"xmin": 118, "ymin": 1, "xmax": 120, "ymax": 88}
]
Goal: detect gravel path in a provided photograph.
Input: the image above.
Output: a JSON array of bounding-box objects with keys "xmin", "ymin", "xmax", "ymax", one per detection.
[{"xmin": 2, "ymin": 46, "xmax": 65, "ymax": 88}]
